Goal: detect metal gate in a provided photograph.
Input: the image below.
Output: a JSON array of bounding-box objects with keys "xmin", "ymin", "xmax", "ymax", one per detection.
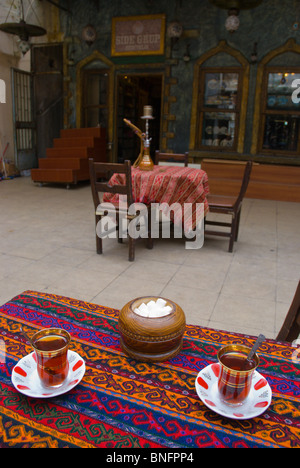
[{"xmin": 11, "ymin": 68, "xmax": 36, "ymax": 171}]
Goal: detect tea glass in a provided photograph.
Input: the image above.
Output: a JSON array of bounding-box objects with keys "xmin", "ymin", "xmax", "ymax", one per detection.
[
  {"xmin": 217, "ymin": 344, "xmax": 259, "ymax": 406},
  {"xmin": 31, "ymin": 328, "xmax": 71, "ymax": 388}
]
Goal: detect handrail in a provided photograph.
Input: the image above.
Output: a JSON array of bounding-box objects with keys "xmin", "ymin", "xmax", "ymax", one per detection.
[{"xmin": 36, "ymin": 95, "xmax": 63, "ymax": 117}]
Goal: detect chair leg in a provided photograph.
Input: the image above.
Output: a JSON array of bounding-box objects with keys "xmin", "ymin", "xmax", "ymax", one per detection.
[
  {"xmin": 117, "ymin": 221, "xmax": 123, "ymax": 243},
  {"xmin": 128, "ymin": 236, "xmax": 135, "ymax": 261},
  {"xmin": 147, "ymin": 209, "xmax": 153, "ymax": 249},
  {"xmin": 228, "ymin": 214, "xmax": 238, "ymax": 252},
  {"xmin": 147, "ymin": 236, "xmax": 153, "ymax": 250},
  {"xmin": 96, "ymin": 234, "xmax": 102, "ymax": 254},
  {"xmin": 96, "ymin": 216, "xmax": 103, "ymax": 254},
  {"xmin": 235, "ymin": 210, "xmax": 241, "ymax": 241}
]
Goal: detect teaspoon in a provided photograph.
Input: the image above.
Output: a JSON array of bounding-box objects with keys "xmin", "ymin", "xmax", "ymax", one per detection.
[{"xmin": 245, "ymin": 333, "xmax": 265, "ymax": 365}]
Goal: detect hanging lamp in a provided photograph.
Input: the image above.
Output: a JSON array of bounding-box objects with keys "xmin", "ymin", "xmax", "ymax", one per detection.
[
  {"xmin": 209, "ymin": 0, "xmax": 263, "ymax": 32},
  {"xmin": 0, "ymin": 18, "xmax": 46, "ymax": 41},
  {"xmin": 0, "ymin": 0, "xmax": 46, "ymax": 53},
  {"xmin": 225, "ymin": 8, "xmax": 240, "ymax": 32}
]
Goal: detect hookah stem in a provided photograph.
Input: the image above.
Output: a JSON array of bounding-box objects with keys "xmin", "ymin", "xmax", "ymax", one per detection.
[
  {"xmin": 123, "ymin": 118, "xmax": 144, "ymax": 139},
  {"xmin": 123, "ymin": 117, "xmax": 153, "ymax": 169},
  {"xmin": 123, "ymin": 118, "xmax": 145, "ymax": 167}
]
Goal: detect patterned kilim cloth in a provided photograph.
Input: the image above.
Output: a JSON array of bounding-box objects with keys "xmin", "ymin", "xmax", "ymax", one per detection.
[
  {"xmin": 103, "ymin": 165, "xmax": 210, "ymax": 232},
  {"xmin": 0, "ymin": 290, "xmax": 299, "ymax": 448}
]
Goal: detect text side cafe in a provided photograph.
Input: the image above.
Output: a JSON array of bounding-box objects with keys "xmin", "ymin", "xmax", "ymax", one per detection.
[{"xmin": 111, "ymin": 14, "xmax": 165, "ymax": 56}]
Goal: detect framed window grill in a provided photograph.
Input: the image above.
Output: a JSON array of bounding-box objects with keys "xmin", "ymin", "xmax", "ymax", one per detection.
[
  {"xmin": 259, "ymin": 68, "xmax": 300, "ymax": 155},
  {"xmin": 196, "ymin": 67, "xmax": 243, "ymax": 152}
]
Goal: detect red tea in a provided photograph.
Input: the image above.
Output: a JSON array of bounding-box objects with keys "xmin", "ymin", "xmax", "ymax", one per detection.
[
  {"xmin": 218, "ymin": 350, "xmax": 257, "ymax": 405},
  {"xmin": 220, "ymin": 352, "xmax": 256, "ymax": 372},
  {"xmin": 34, "ymin": 335, "xmax": 68, "ymax": 351},
  {"xmin": 33, "ymin": 331, "xmax": 70, "ymax": 387}
]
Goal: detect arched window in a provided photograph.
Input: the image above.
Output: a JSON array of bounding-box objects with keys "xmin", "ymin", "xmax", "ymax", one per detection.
[
  {"xmin": 190, "ymin": 41, "xmax": 249, "ymax": 155},
  {"xmin": 252, "ymin": 39, "xmax": 300, "ymax": 159}
]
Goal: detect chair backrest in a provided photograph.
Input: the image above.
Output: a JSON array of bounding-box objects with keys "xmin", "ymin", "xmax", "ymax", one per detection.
[
  {"xmin": 235, "ymin": 161, "xmax": 253, "ymax": 207},
  {"xmin": 277, "ymin": 281, "xmax": 300, "ymax": 342},
  {"xmin": 88, "ymin": 158, "xmax": 133, "ymax": 208},
  {"xmin": 155, "ymin": 150, "xmax": 189, "ymax": 167}
]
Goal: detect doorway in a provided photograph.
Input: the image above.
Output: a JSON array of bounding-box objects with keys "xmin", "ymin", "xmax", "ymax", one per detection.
[
  {"xmin": 82, "ymin": 69, "xmax": 109, "ymax": 129},
  {"xmin": 116, "ymin": 74, "xmax": 162, "ymax": 163},
  {"xmin": 31, "ymin": 44, "xmax": 64, "ymax": 160}
]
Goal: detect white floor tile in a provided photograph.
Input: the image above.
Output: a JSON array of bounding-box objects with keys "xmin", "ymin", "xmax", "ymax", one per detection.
[{"xmin": 0, "ymin": 176, "xmax": 299, "ymax": 340}]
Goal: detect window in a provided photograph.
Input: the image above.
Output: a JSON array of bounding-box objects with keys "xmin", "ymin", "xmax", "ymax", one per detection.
[
  {"xmin": 260, "ymin": 69, "xmax": 300, "ymax": 154},
  {"xmin": 197, "ymin": 68, "xmax": 242, "ymax": 151}
]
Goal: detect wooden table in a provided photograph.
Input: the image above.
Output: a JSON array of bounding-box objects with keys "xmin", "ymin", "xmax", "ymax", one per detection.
[
  {"xmin": 103, "ymin": 165, "xmax": 210, "ymax": 232},
  {"xmin": 0, "ymin": 290, "xmax": 299, "ymax": 449}
]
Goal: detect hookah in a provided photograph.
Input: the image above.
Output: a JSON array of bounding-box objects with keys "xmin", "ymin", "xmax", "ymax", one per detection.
[{"xmin": 123, "ymin": 105, "xmax": 154, "ymax": 170}]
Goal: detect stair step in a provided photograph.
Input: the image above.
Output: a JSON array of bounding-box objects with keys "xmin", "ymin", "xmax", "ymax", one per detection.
[
  {"xmin": 31, "ymin": 168, "xmax": 75, "ymax": 183},
  {"xmin": 53, "ymin": 136, "xmax": 104, "ymax": 148},
  {"xmin": 31, "ymin": 127, "xmax": 107, "ymax": 185},
  {"xmin": 46, "ymin": 147, "xmax": 95, "ymax": 158},
  {"xmin": 38, "ymin": 158, "xmax": 88, "ymax": 170},
  {"xmin": 60, "ymin": 127, "xmax": 105, "ymax": 139}
]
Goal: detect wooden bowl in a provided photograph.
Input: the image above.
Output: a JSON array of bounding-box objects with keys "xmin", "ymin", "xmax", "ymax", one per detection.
[{"xmin": 118, "ymin": 296, "xmax": 186, "ymax": 362}]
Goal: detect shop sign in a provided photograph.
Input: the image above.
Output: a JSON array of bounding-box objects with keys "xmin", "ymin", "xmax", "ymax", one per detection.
[{"xmin": 111, "ymin": 14, "xmax": 165, "ymax": 56}]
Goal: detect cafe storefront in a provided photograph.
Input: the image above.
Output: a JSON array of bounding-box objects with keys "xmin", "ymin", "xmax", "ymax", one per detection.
[
  {"xmin": 27, "ymin": 0, "xmax": 300, "ymax": 199},
  {"xmin": 55, "ymin": 1, "xmax": 300, "ymax": 162}
]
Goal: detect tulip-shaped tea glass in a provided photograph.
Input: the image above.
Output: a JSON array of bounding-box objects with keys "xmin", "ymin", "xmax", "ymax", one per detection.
[
  {"xmin": 217, "ymin": 344, "xmax": 259, "ymax": 406},
  {"xmin": 31, "ymin": 328, "xmax": 71, "ymax": 387}
]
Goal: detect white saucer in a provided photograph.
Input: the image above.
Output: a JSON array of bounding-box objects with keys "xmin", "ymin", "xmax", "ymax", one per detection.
[
  {"xmin": 195, "ymin": 363, "xmax": 272, "ymax": 420},
  {"xmin": 11, "ymin": 350, "xmax": 85, "ymax": 398}
]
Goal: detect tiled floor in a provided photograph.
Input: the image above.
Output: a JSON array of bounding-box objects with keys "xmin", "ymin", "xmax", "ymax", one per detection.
[{"xmin": 0, "ymin": 175, "xmax": 299, "ymax": 340}]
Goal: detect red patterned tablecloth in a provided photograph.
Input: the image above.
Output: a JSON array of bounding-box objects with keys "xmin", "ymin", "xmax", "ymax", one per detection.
[
  {"xmin": 0, "ymin": 290, "xmax": 300, "ymax": 449},
  {"xmin": 103, "ymin": 165, "xmax": 210, "ymax": 232}
]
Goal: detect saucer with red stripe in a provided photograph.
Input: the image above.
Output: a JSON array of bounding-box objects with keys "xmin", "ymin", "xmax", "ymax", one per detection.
[
  {"xmin": 11, "ymin": 350, "xmax": 85, "ymax": 398},
  {"xmin": 195, "ymin": 363, "xmax": 272, "ymax": 420}
]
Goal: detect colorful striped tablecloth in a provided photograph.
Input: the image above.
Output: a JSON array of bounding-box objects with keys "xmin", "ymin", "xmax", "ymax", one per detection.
[{"xmin": 0, "ymin": 290, "xmax": 299, "ymax": 449}]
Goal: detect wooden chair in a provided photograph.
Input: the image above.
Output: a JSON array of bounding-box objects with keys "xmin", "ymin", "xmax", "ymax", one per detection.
[
  {"xmin": 88, "ymin": 158, "xmax": 153, "ymax": 261},
  {"xmin": 277, "ymin": 281, "xmax": 300, "ymax": 342},
  {"xmin": 205, "ymin": 161, "xmax": 253, "ymax": 252},
  {"xmin": 155, "ymin": 150, "xmax": 189, "ymax": 166}
]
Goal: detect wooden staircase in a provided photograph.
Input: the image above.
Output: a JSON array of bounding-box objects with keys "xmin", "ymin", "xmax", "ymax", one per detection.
[
  {"xmin": 31, "ymin": 127, "xmax": 107, "ymax": 185},
  {"xmin": 201, "ymin": 159, "xmax": 300, "ymax": 202}
]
